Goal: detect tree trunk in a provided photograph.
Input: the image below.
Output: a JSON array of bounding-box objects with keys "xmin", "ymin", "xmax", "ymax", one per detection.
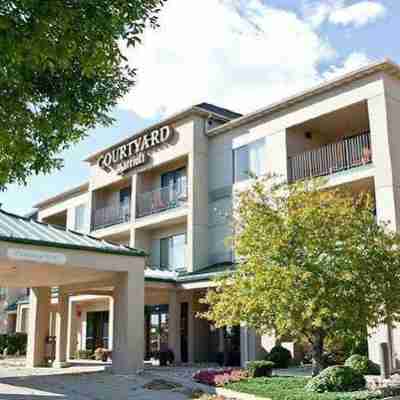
[{"xmin": 311, "ymin": 330, "xmax": 326, "ymax": 376}]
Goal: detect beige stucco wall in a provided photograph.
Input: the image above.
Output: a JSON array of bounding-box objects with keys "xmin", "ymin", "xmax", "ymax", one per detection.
[
  {"xmin": 29, "ymin": 68, "xmax": 400, "ymax": 368},
  {"xmin": 38, "ymin": 191, "xmax": 90, "ymax": 233}
]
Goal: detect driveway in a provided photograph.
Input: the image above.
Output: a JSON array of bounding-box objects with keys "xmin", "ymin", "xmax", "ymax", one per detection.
[{"xmin": 0, "ymin": 359, "xmax": 209, "ymax": 400}]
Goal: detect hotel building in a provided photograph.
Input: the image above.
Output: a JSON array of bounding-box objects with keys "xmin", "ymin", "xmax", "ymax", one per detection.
[{"xmin": 2, "ymin": 59, "xmax": 400, "ymax": 370}]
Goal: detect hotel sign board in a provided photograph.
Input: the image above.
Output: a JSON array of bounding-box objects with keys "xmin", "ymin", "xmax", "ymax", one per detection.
[{"xmin": 98, "ymin": 125, "xmax": 173, "ymax": 175}]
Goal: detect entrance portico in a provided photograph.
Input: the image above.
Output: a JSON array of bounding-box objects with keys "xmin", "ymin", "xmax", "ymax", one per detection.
[{"xmin": 0, "ymin": 209, "xmax": 146, "ymax": 374}]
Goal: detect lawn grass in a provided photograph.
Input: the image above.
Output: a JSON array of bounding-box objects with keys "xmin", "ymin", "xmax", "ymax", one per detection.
[{"xmin": 225, "ymin": 377, "xmax": 381, "ymax": 400}]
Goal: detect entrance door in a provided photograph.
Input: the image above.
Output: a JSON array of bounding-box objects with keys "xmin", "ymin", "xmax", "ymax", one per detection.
[
  {"xmin": 145, "ymin": 305, "xmax": 169, "ymax": 360},
  {"xmin": 86, "ymin": 311, "xmax": 110, "ymax": 352}
]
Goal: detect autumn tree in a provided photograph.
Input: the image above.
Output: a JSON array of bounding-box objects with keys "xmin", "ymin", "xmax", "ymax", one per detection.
[
  {"xmin": 0, "ymin": 0, "xmax": 165, "ymax": 189},
  {"xmin": 201, "ymin": 178, "xmax": 400, "ymax": 375}
]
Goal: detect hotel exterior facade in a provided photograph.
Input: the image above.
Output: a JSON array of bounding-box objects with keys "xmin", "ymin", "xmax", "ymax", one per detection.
[{"xmin": 2, "ymin": 59, "xmax": 400, "ymax": 370}]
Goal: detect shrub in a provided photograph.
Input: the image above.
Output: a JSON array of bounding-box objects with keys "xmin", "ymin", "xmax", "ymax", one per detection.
[
  {"xmin": 267, "ymin": 345, "xmax": 292, "ymax": 368},
  {"xmin": 75, "ymin": 350, "xmax": 93, "ymax": 360},
  {"xmin": 306, "ymin": 366, "xmax": 366, "ymax": 393},
  {"xmin": 246, "ymin": 360, "xmax": 275, "ymax": 378},
  {"xmin": 193, "ymin": 368, "xmax": 248, "ymax": 387},
  {"xmin": 345, "ymin": 355, "xmax": 380, "ymax": 375},
  {"xmin": 0, "ymin": 333, "xmax": 27, "ymax": 355},
  {"xmin": 0, "ymin": 335, "xmax": 7, "ymax": 353}
]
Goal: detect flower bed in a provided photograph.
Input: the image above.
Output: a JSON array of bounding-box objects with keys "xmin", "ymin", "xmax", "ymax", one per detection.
[{"xmin": 193, "ymin": 368, "xmax": 248, "ymax": 387}]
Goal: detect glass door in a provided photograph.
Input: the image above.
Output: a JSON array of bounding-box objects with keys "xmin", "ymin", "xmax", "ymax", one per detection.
[
  {"xmin": 145, "ymin": 305, "xmax": 169, "ymax": 360},
  {"xmin": 86, "ymin": 311, "xmax": 110, "ymax": 352},
  {"xmin": 161, "ymin": 168, "xmax": 186, "ymax": 205}
]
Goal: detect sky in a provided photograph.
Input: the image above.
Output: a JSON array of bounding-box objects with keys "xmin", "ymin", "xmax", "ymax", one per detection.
[{"xmin": 2, "ymin": 0, "xmax": 400, "ymax": 215}]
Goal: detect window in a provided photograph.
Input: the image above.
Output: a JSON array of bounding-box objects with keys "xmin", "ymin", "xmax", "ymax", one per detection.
[
  {"xmin": 161, "ymin": 168, "xmax": 186, "ymax": 193},
  {"xmin": 120, "ymin": 187, "xmax": 131, "ymax": 207},
  {"xmin": 233, "ymin": 138, "xmax": 266, "ymax": 182},
  {"xmin": 160, "ymin": 233, "xmax": 186, "ymax": 271},
  {"xmin": 0, "ymin": 288, "xmax": 6, "ymax": 301},
  {"xmin": 74, "ymin": 204, "xmax": 87, "ymax": 232},
  {"xmin": 119, "ymin": 187, "xmax": 131, "ymax": 221}
]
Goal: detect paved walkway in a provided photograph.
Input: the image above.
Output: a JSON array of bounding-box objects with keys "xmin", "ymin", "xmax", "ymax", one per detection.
[
  {"xmin": 0, "ymin": 358, "xmax": 313, "ymax": 399},
  {"xmin": 0, "ymin": 359, "xmax": 211, "ymax": 400}
]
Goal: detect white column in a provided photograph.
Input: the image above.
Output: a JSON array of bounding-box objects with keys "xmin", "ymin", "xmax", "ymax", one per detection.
[
  {"xmin": 187, "ymin": 124, "xmax": 209, "ymax": 272},
  {"xmin": 168, "ymin": 290, "xmax": 181, "ymax": 363},
  {"xmin": 266, "ymin": 129, "xmax": 288, "ymax": 181},
  {"xmin": 368, "ymin": 93, "xmax": 400, "ymax": 363},
  {"xmin": 112, "ymin": 271, "xmax": 144, "ymax": 374},
  {"xmin": 108, "ymin": 296, "xmax": 114, "ymax": 351},
  {"xmin": 16, "ymin": 305, "xmax": 22, "ymax": 333},
  {"xmin": 26, "ymin": 287, "xmax": 51, "ymax": 367},
  {"xmin": 367, "ymin": 93, "xmax": 400, "ymax": 371},
  {"xmin": 240, "ymin": 325, "xmax": 252, "ymax": 367},
  {"xmin": 67, "ymin": 299, "xmax": 74, "ymax": 359},
  {"xmin": 368, "ymin": 95, "xmax": 400, "ymax": 229},
  {"xmin": 54, "ymin": 289, "xmax": 69, "ymax": 368},
  {"xmin": 81, "ymin": 311, "xmax": 87, "ymax": 351}
]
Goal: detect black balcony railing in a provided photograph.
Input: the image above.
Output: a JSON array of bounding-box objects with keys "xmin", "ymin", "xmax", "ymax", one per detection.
[
  {"xmin": 93, "ymin": 202, "xmax": 131, "ymax": 230},
  {"xmin": 288, "ymin": 132, "xmax": 372, "ymax": 183},
  {"xmin": 136, "ymin": 178, "xmax": 188, "ymax": 218}
]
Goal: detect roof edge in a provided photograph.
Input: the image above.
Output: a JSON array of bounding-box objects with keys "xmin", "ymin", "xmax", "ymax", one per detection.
[
  {"xmin": 207, "ymin": 58, "xmax": 400, "ymax": 137},
  {"xmin": 83, "ymin": 105, "xmax": 236, "ymax": 164},
  {"xmin": 0, "ymin": 235, "xmax": 147, "ymax": 258},
  {"xmin": 34, "ymin": 182, "xmax": 89, "ymax": 210},
  {"xmin": 0, "ymin": 208, "xmax": 147, "ymax": 257}
]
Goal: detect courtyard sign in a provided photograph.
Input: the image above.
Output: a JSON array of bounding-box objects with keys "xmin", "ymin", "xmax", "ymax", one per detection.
[{"xmin": 98, "ymin": 125, "xmax": 173, "ymax": 174}]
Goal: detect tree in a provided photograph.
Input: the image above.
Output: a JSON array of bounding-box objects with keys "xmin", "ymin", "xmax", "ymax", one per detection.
[
  {"xmin": 0, "ymin": 0, "xmax": 165, "ymax": 190},
  {"xmin": 201, "ymin": 178, "xmax": 400, "ymax": 375}
]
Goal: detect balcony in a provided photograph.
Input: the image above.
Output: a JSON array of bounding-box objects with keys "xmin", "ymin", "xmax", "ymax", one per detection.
[
  {"xmin": 136, "ymin": 178, "xmax": 188, "ymax": 219},
  {"xmin": 93, "ymin": 203, "xmax": 131, "ymax": 230},
  {"xmin": 288, "ymin": 132, "xmax": 372, "ymax": 183}
]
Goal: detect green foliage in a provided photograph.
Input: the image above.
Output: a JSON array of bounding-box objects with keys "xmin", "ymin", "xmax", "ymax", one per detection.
[
  {"xmin": 246, "ymin": 360, "xmax": 275, "ymax": 377},
  {"xmin": 201, "ymin": 177, "xmax": 400, "ymax": 374},
  {"xmin": 0, "ymin": 333, "xmax": 27, "ymax": 355},
  {"xmin": 325, "ymin": 333, "xmax": 369, "ymax": 364},
  {"xmin": 0, "ymin": 0, "xmax": 165, "ymax": 189},
  {"xmin": 227, "ymin": 377, "xmax": 380, "ymax": 400},
  {"xmin": 306, "ymin": 366, "xmax": 366, "ymax": 393},
  {"xmin": 75, "ymin": 350, "xmax": 93, "ymax": 360},
  {"xmin": 0, "ymin": 335, "xmax": 7, "ymax": 353},
  {"xmin": 344, "ymin": 355, "xmax": 380, "ymax": 376},
  {"xmin": 266, "ymin": 345, "xmax": 292, "ymax": 368}
]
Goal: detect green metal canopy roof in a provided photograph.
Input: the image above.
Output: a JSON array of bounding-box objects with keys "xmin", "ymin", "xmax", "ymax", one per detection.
[
  {"xmin": 144, "ymin": 262, "xmax": 236, "ymax": 284},
  {"xmin": 0, "ymin": 209, "xmax": 146, "ymax": 257}
]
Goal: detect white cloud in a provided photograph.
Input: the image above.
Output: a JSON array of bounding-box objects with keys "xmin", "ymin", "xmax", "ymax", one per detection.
[
  {"xmin": 303, "ymin": 1, "xmax": 386, "ymax": 28},
  {"xmin": 119, "ymin": 0, "xmax": 334, "ymax": 118},
  {"xmin": 322, "ymin": 52, "xmax": 372, "ymax": 80},
  {"xmin": 329, "ymin": 1, "xmax": 386, "ymax": 27},
  {"xmin": 302, "ymin": 0, "xmax": 343, "ymax": 28},
  {"xmin": 119, "ymin": 0, "xmax": 375, "ymax": 119}
]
